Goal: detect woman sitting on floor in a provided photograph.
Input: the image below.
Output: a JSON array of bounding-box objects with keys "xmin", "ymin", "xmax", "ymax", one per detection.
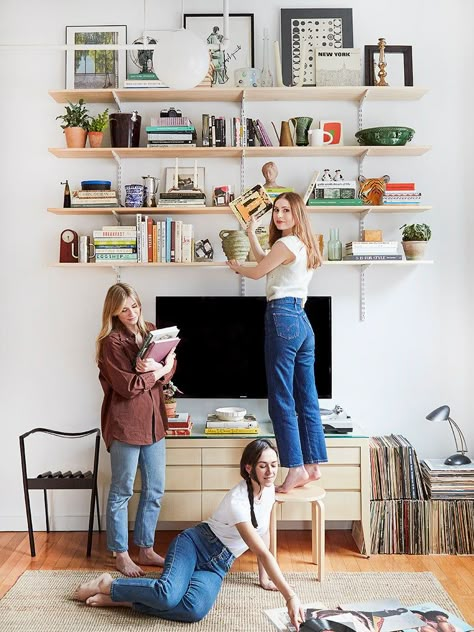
[{"xmin": 75, "ymin": 439, "xmax": 305, "ymax": 630}]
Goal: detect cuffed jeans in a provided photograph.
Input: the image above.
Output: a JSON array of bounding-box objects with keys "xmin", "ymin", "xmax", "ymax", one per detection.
[
  {"xmin": 111, "ymin": 522, "xmax": 235, "ymax": 622},
  {"xmin": 265, "ymin": 297, "xmax": 328, "ymax": 468},
  {"xmin": 106, "ymin": 439, "xmax": 165, "ymax": 552}
]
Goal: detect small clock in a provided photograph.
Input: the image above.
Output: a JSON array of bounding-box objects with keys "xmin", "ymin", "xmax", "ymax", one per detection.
[{"xmin": 60, "ymin": 229, "xmax": 79, "ymax": 263}]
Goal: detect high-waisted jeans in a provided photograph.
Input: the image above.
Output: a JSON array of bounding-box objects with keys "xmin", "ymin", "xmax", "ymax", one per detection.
[
  {"xmin": 111, "ymin": 522, "xmax": 235, "ymax": 622},
  {"xmin": 106, "ymin": 439, "xmax": 165, "ymax": 552},
  {"xmin": 265, "ymin": 297, "xmax": 328, "ymax": 468}
]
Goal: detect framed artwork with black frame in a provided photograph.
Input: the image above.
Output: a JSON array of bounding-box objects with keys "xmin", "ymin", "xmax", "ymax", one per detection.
[
  {"xmin": 183, "ymin": 13, "xmax": 254, "ymax": 88},
  {"xmin": 65, "ymin": 25, "xmax": 127, "ymax": 89},
  {"xmin": 281, "ymin": 8, "xmax": 353, "ymax": 87},
  {"xmin": 364, "ymin": 45, "xmax": 413, "ymax": 86}
]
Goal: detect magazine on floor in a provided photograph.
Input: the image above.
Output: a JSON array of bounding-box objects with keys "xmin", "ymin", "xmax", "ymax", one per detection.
[
  {"xmin": 403, "ymin": 603, "xmax": 474, "ymax": 632},
  {"xmin": 264, "ymin": 603, "xmax": 326, "ymax": 632}
]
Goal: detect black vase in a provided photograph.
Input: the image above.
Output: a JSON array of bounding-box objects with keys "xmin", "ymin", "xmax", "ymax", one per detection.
[{"xmin": 109, "ymin": 112, "xmax": 142, "ymax": 147}]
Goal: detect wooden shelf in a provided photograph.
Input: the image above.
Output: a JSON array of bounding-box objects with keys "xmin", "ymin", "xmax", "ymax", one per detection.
[
  {"xmin": 48, "ymin": 145, "xmax": 431, "ymax": 159},
  {"xmin": 49, "ymin": 86, "xmax": 429, "ymax": 104},
  {"xmin": 53, "ymin": 260, "xmax": 433, "ymax": 268},
  {"xmin": 47, "ymin": 204, "xmax": 431, "ymax": 216}
]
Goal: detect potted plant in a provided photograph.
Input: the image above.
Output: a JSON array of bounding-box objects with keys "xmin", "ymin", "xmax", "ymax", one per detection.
[
  {"xmin": 88, "ymin": 108, "xmax": 109, "ymax": 148},
  {"xmin": 163, "ymin": 381, "xmax": 182, "ymax": 417},
  {"xmin": 400, "ymin": 223, "xmax": 432, "ymax": 260},
  {"xmin": 56, "ymin": 99, "xmax": 90, "ymax": 148}
]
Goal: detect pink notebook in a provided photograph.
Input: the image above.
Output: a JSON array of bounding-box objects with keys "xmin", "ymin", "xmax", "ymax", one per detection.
[{"xmin": 142, "ymin": 337, "xmax": 180, "ymax": 363}]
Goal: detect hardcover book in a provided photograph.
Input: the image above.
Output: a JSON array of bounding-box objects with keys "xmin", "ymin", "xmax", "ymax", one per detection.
[
  {"xmin": 315, "ymin": 48, "xmax": 361, "ymax": 87},
  {"xmin": 229, "ymin": 183, "xmax": 273, "ymax": 229},
  {"xmin": 136, "ymin": 326, "xmax": 180, "ymax": 363}
]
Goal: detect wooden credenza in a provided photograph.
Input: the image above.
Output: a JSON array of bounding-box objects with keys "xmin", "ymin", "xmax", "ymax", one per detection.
[{"xmin": 130, "ymin": 423, "xmax": 370, "ymax": 555}]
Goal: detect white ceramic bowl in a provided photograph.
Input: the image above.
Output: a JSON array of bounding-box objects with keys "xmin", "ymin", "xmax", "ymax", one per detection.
[{"xmin": 215, "ymin": 406, "xmax": 247, "ymax": 421}]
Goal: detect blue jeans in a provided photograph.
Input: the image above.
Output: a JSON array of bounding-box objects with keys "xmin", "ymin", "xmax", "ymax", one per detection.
[
  {"xmin": 265, "ymin": 297, "xmax": 328, "ymax": 468},
  {"xmin": 107, "ymin": 439, "xmax": 165, "ymax": 552},
  {"xmin": 111, "ymin": 523, "xmax": 235, "ymax": 622}
]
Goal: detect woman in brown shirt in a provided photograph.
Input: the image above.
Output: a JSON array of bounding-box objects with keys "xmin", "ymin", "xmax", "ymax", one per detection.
[{"xmin": 96, "ymin": 283, "xmax": 176, "ymax": 577}]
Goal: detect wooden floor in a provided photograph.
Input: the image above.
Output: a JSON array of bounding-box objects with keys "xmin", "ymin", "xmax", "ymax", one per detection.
[{"xmin": 1, "ymin": 530, "xmax": 473, "ymax": 622}]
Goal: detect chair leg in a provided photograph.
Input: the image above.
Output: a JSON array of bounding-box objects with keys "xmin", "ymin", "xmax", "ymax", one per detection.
[
  {"xmin": 43, "ymin": 490, "xmax": 50, "ymax": 533},
  {"xmin": 87, "ymin": 487, "xmax": 96, "ymax": 557},
  {"xmin": 23, "ymin": 487, "xmax": 36, "ymax": 557},
  {"xmin": 269, "ymin": 502, "xmax": 279, "ymax": 559},
  {"xmin": 312, "ymin": 499, "xmax": 325, "ymax": 582},
  {"xmin": 95, "ymin": 484, "xmax": 101, "ymax": 532}
]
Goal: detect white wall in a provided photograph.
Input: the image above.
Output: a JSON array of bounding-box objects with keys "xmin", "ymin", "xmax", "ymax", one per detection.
[{"xmin": 1, "ymin": 0, "xmax": 472, "ymax": 530}]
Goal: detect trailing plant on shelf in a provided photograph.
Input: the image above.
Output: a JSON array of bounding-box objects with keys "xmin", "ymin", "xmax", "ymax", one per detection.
[
  {"xmin": 56, "ymin": 99, "xmax": 90, "ymax": 149},
  {"xmin": 88, "ymin": 108, "xmax": 109, "ymax": 148},
  {"xmin": 400, "ymin": 223, "xmax": 432, "ymax": 260}
]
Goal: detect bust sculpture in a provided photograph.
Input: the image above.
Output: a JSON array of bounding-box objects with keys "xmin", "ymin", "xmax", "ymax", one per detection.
[{"xmin": 262, "ymin": 161, "xmax": 283, "ymax": 189}]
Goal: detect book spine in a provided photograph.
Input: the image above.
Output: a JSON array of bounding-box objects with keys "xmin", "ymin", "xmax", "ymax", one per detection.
[
  {"xmin": 74, "ymin": 191, "xmax": 117, "ymax": 198},
  {"xmin": 147, "ymin": 217, "xmax": 154, "ymax": 262},
  {"xmin": 165, "ymin": 217, "xmax": 172, "ymax": 263},
  {"xmin": 152, "ymin": 223, "xmax": 158, "ymax": 262},
  {"xmin": 170, "ymin": 220, "xmax": 176, "ymax": 262},
  {"xmin": 202, "ymin": 113, "xmax": 210, "ymax": 147},
  {"xmin": 166, "ymin": 428, "xmax": 193, "ymax": 435},
  {"xmin": 141, "ymin": 216, "xmax": 148, "ymax": 263},
  {"xmin": 136, "ymin": 213, "xmax": 142, "ymax": 262},
  {"xmin": 181, "ymin": 223, "xmax": 193, "ymax": 262},
  {"xmin": 316, "ymin": 180, "xmax": 357, "ymax": 188},
  {"xmin": 204, "ymin": 427, "xmax": 260, "ymax": 434},
  {"xmin": 94, "ymin": 247, "xmax": 137, "ymax": 254},
  {"xmin": 147, "ymin": 133, "xmax": 194, "ymax": 140},
  {"xmin": 343, "ymin": 254, "xmax": 402, "ymax": 260},
  {"xmin": 206, "ymin": 421, "xmax": 258, "ymax": 428},
  {"xmin": 257, "ymin": 119, "xmax": 273, "ymax": 146},
  {"xmin": 93, "ymin": 231, "xmax": 136, "ymax": 238},
  {"xmin": 96, "ymin": 253, "xmax": 138, "ymax": 261},
  {"xmin": 175, "ymin": 220, "xmax": 182, "ymax": 263}
]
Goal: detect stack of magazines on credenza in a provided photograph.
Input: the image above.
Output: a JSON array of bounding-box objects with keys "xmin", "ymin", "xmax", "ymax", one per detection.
[{"xmin": 204, "ymin": 407, "xmax": 260, "ymax": 435}]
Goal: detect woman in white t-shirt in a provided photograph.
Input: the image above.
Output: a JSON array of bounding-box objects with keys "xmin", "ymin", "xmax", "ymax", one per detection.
[
  {"xmin": 74, "ymin": 439, "xmax": 305, "ymax": 630},
  {"xmin": 227, "ymin": 192, "xmax": 328, "ymax": 493}
]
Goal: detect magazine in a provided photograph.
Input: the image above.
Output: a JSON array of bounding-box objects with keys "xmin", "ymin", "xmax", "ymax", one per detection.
[
  {"xmin": 136, "ymin": 326, "xmax": 180, "ymax": 363},
  {"xmin": 404, "ymin": 603, "xmax": 474, "ymax": 632},
  {"xmin": 264, "ymin": 602, "xmax": 326, "ymax": 632},
  {"xmin": 339, "ymin": 599, "xmax": 424, "ymax": 632},
  {"xmin": 229, "ymin": 183, "xmax": 273, "ymax": 228}
]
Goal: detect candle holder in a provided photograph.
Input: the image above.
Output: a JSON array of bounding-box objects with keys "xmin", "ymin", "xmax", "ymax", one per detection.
[{"xmin": 376, "ymin": 37, "xmax": 389, "ymax": 86}]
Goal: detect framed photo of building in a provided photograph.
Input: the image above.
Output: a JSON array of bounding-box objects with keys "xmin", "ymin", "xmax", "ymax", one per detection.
[
  {"xmin": 183, "ymin": 13, "xmax": 254, "ymax": 88},
  {"xmin": 281, "ymin": 8, "xmax": 353, "ymax": 86},
  {"xmin": 65, "ymin": 25, "xmax": 127, "ymax": 89}
]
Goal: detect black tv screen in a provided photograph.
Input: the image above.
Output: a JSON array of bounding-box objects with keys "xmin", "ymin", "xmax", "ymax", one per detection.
[{"xmin": 156, "ymin": 296, "xmax": 331, "ymax": 400}]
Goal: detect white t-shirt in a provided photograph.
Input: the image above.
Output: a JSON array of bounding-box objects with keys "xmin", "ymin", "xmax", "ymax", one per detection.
[
  {"xmin": 266, "ymin": 235, "xmax": 314, "ymax": 301},
  {"xmin": 205, "ymin": 480, "xmax": 275, "ymax": 558}
]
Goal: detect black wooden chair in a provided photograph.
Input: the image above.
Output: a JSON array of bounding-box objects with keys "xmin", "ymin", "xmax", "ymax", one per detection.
[{"xmin": 19, "ymin": 427, "xmax": 101, "ymax": 557}]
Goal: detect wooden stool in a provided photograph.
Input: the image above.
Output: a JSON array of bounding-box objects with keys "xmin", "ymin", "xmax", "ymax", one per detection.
[{"xmin": 270, "ymin": 484, "xmax": 326, "ymax": 581}]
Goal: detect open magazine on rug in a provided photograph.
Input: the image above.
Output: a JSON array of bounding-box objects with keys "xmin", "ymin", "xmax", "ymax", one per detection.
[
  {"xmin": 136, "ymin": 325, "xmax": 180, "ymax": 364},
  {"xmin": 264, "ymin": 602, "xmax": 326, "ymax": 632},
  {"xmin": 402, "ymin": 603, "xmax": 473, "ymax": 632}
]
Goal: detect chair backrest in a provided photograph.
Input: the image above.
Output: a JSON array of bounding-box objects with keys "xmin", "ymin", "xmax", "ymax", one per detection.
[{"xmin": 19, "ymin": 427, "xmax": 100, "ymax": 481}]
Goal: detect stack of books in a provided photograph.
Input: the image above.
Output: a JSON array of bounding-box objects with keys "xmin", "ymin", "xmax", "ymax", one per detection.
[
  {"xmin": 123, "ymin": 72, "xmax": 167, "ymax": 89},
  {"xmin": 157, "ymin": 190, "xmax": 206, "ymax": 207},
  {"xmin": 343, "ymin": 240, "xmax": 402, "ymax": 261},
  {"xmin": 93, "ymin": 226, "xmax": 137, "ymax": 262},
  {"xmin": 146, "ymin": 117, "xmax": 196, "ymax": 148},
  {"xmin": 314, "ymin": 179, "xmax": 358, "ymax": 200},
  {"xmin": 71, "ymin": 190, "xmax": 119, "ymax": 208},
  {"xmin": 204, "ymin": 413, "xmax": 259, "ymax": 434},
  {"xmin": 421, "ymin": 459, "xmax": 474, "ymax": 499},
  {"xmin": 166, "ymin": 412, "xmax": 193, "ymax": 436},
  {"xmin": 383, "ymin": 181, "xmax": 422, "ymax": 205}
]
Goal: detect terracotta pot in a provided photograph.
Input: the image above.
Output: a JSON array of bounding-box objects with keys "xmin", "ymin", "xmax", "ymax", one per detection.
[
  {"xmin": 88, "ymin": 131, "xmax": 104, "ymax": 148},
  {"xmin": 165, "ymin": 401, "xmax": 177, "ymax": 417},
  {"xmin": 402, "ymin": 241, "xmax": 427, "ymax": 260},
  {"xmin": 64, "ymin": 127, "xmax": 87, "ymax": 148}
]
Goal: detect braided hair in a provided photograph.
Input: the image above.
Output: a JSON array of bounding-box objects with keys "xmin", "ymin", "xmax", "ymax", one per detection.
[{"xmin": 240, "ymin": 439, "xmax": 278, "ymax": 528}]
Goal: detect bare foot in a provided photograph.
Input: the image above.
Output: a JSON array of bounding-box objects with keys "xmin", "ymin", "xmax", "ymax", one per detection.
[
  {"xmin": 304, "ymin": 463, "xmax": 322, "ymax": 482},
  {"xmin": 86, "ymin": 593, "xmax": 131, "ymax": 608},
  {"xmin": 259, "ymin": 578, "xmax": 278, "ymax": 591},
  {"xmin": 115, "ymin": 551, "xmax": 144, "ymax": 577},
  {"xmin": 74, "ymin": 573, "xmax": 113, "ymax": 602},
  {"xmin": 137, "ymin": 546, "xmax": 165, "ymax": 567},
  {"xmin": 276, "ymin": 466, "xmax": 309, "ymax": 493}
]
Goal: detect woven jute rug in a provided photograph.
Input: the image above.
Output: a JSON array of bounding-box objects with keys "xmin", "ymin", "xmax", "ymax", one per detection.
[{"xmin": 0, "ymin": 571, "xmax": 462, "ymax": 632}]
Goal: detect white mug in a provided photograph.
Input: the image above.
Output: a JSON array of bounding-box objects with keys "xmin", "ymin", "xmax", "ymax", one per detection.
[{"xmin": 309, "ymin": 128, "xmax": 333, "ymax": 146}]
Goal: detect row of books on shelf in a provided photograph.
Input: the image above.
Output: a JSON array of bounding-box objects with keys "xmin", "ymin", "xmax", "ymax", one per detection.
[
  {"xmin": 369, "ymin": 435, "xmax": 427, "ymax": 500},
  {"xmin": 92, "ymin": 218, "xmax": 194, "ymax": 263},
  {"xmin": 370, "ymin": 498, "xmax": 474, "ymax": 555},
  {"xmin": 265, "ymin": 598, "xmax": 473, "ymax": 632},
  {"xmin": 202, "ymin": 114, "xmax": 273, "ymax": 147}
]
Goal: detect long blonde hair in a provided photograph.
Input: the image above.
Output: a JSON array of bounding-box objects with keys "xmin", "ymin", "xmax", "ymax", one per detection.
[
  {"xmin": 269, "ymin": 192, "xmax": 322, "ymax": 268},
  {"xmin": 95, "ymin": 283, "xmax": 148, "ymax": 363}
]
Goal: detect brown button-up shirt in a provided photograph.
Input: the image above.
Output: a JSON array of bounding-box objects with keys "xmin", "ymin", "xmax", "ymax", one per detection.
[{"xmin": 98, "ymin": 322, "xmax": 176, "ymax": 450}]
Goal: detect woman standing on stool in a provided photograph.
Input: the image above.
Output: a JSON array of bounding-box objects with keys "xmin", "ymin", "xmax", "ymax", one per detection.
[
  {"xmin": 75, "ymin": 439, "xmax": 305, "ymax": 630},
  {"xmin": 96, "ymin": 283, "xmax": 176, "ymax": 577},
  {"xmin": 227, "ymin": 192, "xmax": 328, "ymax": 492}
]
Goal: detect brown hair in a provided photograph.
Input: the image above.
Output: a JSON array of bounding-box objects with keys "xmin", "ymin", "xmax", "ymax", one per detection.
[
  {"xmin": 95, "ymin": 283, "xmax": 148, "ymax": 363},
  {"xmin": 269, "ymin": 192, "xmax": 322, "ymax": 268},
  {"xmin": 240, "ymin": 439, "xmax": 278, "ymax": 528}
]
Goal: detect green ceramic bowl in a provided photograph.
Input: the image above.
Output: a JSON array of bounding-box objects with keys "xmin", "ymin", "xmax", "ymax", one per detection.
[{"xmin": 355, "ymin": 126, "xmax": 415, "ymax": 146}]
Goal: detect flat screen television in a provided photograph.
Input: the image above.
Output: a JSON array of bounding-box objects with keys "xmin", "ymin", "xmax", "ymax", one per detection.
[{"xmin": 156, "ymin": 296, "xmax": 331, "ymax": 400}]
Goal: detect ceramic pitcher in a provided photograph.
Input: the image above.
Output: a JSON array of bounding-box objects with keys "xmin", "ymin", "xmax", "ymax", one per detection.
[
  {"xmin": 289, "ymin": 116, "xmax": 313, "ymax": 146},
  {"xmin": 279, "ymin": 120, "xmax": 294, "ymax": 147}
]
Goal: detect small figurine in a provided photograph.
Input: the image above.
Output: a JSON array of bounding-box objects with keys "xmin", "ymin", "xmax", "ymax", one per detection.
[
  {"xmin": 261, "ymin": 161, "xmax": 284, "ymax": 188},
  {"xmin": 321, "ymin": 169, "xmax": 332, "ymax": 181},
  {"xmin": 333, "ymin": 170, "xmax": 344, "ymax": 181}
]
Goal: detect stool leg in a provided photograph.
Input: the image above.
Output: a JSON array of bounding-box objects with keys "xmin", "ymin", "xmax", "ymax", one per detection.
[
  {"xmin": 43, "ymin": 490, "xmax": 50, "ymax": 533},
  {"xmin": 95, "ymin": 485, "xmax": 101, "ymax": 532},
  {"xmin": 269, "ymin": 502, "xmax": 278, "ymax": 559},
  {"xmin": 312, "ymin": 500, "xmax": 325, "ymax": 581}
]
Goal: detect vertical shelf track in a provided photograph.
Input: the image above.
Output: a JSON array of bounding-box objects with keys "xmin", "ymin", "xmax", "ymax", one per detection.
[
  {"xmin": 240, "ymin": 91, "xmax": 247, "ymax": 298},
  {"xmin": 357, "ymin": 91, "xmax": 369, "ymax": 321}
]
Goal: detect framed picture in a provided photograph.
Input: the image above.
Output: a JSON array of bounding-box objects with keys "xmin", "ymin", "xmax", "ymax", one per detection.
[
  {"xmin": 319, "ymin": 120, "xmax": 343, "ymax": 145},
  {"xmin": 183, "ymin": 14, "xmax": 254, "ymax": 88},
  {"xmin": 281, "ymin": 8, "xmax": 353, "ymax": 87},
  {"xmin": 165, "ymin": 166, "xmax": 205, "ymax": 192},
  {"xmin": 364, "ymin": 45, "xmax": 413, "ymax": 86},
  {"xmin": 65, "ymin": 25, "xmax": 127, "ymax": 89}
]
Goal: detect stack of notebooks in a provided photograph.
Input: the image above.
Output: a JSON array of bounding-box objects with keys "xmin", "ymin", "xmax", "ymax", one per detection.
[
  {"xmin": 343, "ymin": 241, "xmax": 402, "ymax": 261},
  {"xmin": 204, "ymin": 413, "xmax": 260, "ymax": 435},
  {"xmin": 146, "ymin": 117, "xmax": 196, "ymax": 148},
  {"xmin": 166, "ymin": 412, "xmax": 193, "ymax": 436}
]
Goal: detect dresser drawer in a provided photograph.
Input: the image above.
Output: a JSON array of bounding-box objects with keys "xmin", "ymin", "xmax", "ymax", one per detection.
[
  {"xmin": 202, "ymin": 466, "xmax": 240, "ymax": 490},
  {"xmin": 202, "ymin": 447, "xmax": 243, "ymax": 466},
  {"xmin": 167, "ymin": 448, "xmax": 201, "ymax": 466},
  {"xmin": 326, "ymin": 447, "xmax": 361, "ymax": 465}
]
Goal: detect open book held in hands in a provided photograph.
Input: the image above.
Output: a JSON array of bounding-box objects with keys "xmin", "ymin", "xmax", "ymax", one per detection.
[
  {"xmin": 229, "ymin": 183, "xmax": 274, "ymax": 228},
  {"xmin": 136, "ymin": 326, "xmax": 180, "ymax": 364}
]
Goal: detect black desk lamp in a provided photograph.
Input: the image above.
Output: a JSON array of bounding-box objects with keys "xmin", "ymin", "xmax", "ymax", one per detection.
[{"xmin": 426, "ymin": 405, "xmax": 471, "ymax": 465}]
